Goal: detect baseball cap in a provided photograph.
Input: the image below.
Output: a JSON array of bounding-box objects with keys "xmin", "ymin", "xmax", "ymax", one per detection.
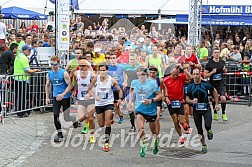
[
  {"xmin": 94, "ymin": 48, "xmax": 101, "ymax": 53},
  {"xmin": 164, "ymin": 64, "xmax": 179, "ymax": 76},
  {"xmin": 149, "ymin": 65, "xmax": 158, "ymax": 71},
  {"xmin": 22, "ymin": 44, "xmax": 32, "ymax": 51},
  {"xmin": 152, "ymin": 37, "xmax": 158, "ymax": 43},
  {"xmin": 136, "ymin": 66, "xmax": 149, "ymax": 73},
  {"xmin": 138, "ymin": 37, "xmax": 144, "ymax": 43}
]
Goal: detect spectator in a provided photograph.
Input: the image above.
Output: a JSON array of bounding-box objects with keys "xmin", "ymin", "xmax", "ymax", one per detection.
[
  {"xmin": 76, "ymin": 16, "xmax": 84, "ymax": 33},
  {"xmin": 9, "ymin": 33, "xmax": 25, "ymax": 55},
  {"xmin": 31, "ymin": 20, "xmax": 39, "ymax": 33},
  {"xmin": 228, "ymin": 46, "xmax": 242, "ymax": 62},
  {"xmin": 0, "ymin": 15, "xmax": 6, "ymax": 48},
  {"xmin": 220, "ymin": 43, "xmax": 230, "ymax": 61},
  {"xmin": 69, "ymin": 18, "xmax": 77, "ymax": 32},
  {"xmin": 199, "ymin": 40, "xmax": 209, "ymax": 62},
  {"xmin": 13, "ymin": 44, "xmax": 40, "ymax": 117},
  {"xmin": 0, "ymin": 43, "xmax": 18, "ymax": 74},
  {"xmin": 20, "ymin": 21, "xmax": 26, "ymax": 29}
]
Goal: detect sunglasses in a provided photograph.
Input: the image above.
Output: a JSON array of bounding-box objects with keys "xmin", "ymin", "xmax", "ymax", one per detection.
[
  {"xmin": 79, "ymin": 65, "xmax": 87, "ymax": 67},
  {"xmin": 105, "ymin": 57, "xmax": 110, "ymax": 59},
  {"xmin": 100, "ymin": 70, "xmax": 106, "ymax": 71},
  {"xmin": 110, "ymin": 57, "xmax": 116, "ymax": 59},
  {"xmin": 50, "ymin": 63, "xmax": 58, "ymax": 66}
]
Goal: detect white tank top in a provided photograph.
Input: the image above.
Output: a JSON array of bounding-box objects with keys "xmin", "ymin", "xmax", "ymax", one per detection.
[
  {"xmin": 95, "ymin": 75, "xmax": 114, "ymax": 106},
  {"xmin": 76, "ymin": 70, "xmax": 93, "ymax": 100}
]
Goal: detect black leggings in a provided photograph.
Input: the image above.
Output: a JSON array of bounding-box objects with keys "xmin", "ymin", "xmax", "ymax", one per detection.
[
  {"xmin": 193, "ymin": 108, "xmax": 212, "ymax": 135},
  {"xmin": 53, "ymin": 97, "xmax": 74, "ymax": 130}
]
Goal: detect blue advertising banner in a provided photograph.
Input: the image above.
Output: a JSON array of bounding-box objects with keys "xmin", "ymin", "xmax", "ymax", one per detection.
[{"xmin": 202, "ymin": 5, "xmax": 252, "ymax": 15}]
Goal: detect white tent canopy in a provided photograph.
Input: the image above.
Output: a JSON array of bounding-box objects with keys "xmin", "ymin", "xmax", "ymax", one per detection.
[
  {"xmin": 0, "ymin": 0, "xmax": 55, "ymax": 15},
  {"xmin": 75, "ymin": 0, "xmax": 252, "ymax": 15}
]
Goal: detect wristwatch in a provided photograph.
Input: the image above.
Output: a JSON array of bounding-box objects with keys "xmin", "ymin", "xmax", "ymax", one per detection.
[{"xmin": 151, "ymin": 98, "xmax": 155, "ymax": 103}]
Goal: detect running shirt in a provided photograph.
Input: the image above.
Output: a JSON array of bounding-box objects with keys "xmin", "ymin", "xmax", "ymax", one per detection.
[
  {"xmin": 48, "ymin": 68, "xmax": 70, "ymax": 98},
  {"xmin": 76, "ymin": 70, "xmax": 93, "ymax": 100},
  {"xmin": 187, "ymin": 81, "xmax": 214, "ymax": 109},
  {"xmin": 148, "ymin": 54, "xmax": 162, "ymax": 77},
  {"xmin": 205, "ymin": 59, "xmax": 225, "ymax": 86},
  {"xmin": 163, "ymin": 73, "xmax": 187, "ymax": 102},
  {"xmin": 108, "ymin": 64, "xmax": 124, "ymax": 90},
  {"xmin": 181, "ymin": 54, "xmax": 200, "ymax": 69},
  {"xmin": 122, "ymin": 63, "xmax": 140, "ymax": 87},
  {"xmin": 95, "ymin": 75, "xmax": 114, "ymax": 106},
  {"xmin": 131, "ymin": 78, "xmax": 159, "ymax": 116}
]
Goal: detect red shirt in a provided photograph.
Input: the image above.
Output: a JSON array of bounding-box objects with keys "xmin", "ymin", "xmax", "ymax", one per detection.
[
  {"xmin": 32, "ymin": 25, "xmax": 39, "ymax": 33},
  {"xmin": 163, "ymin": 73, "xmax": 187, "ymax": 102},
  {"xmin": 117, "ymin": 52, "xmax": 129, "ymax": 64}
]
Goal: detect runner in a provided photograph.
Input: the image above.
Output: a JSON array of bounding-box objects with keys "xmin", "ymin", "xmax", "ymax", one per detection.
[
  {"xmin": 122, "ymin": 52, "xmax": 140, "ymax": 133},
  {"xmin": 204, "ymin": 47, "xmax": 228, "ymax": 121},
  {"xmin": 163, "ymin": 64, "xmax": 191, "ymax": 144},
  {"xmin": 148, "ymin": 65, "xmax": 164, "ymax": 135},
  {"xmin": 45, "ymin": 56, "xmax": 78, "ymax": 143},
  {"xmin": 87, "ymin": 64, "xmax": 123, "ymax": 152},
  {"xmin": 127, "ymin": 66, "xmax": 163, "ymax": 157},
  {"xmin": 183, "ymin": 62, "xmax": 193, "ymax": 133},
  {"xmin": 108, "ymin": 51, "xmax": 125, "ymax": 124},
  {"xmin": 72, "ymin": 59, "xmax": 96, "ymax": 143},
  {"xmin": 186, "ymin": 68, "xmax": 219, "ymax": 153}
]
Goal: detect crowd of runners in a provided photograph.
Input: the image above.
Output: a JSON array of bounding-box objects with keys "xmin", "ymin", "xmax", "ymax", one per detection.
[{"xmin": 44, "ymin": 43, "xmax": 229, "ymax": 157}]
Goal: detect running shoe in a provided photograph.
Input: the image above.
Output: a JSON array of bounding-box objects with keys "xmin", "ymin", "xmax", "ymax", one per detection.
[
  {"xmin": 185, "ymin": 127, "xmax": 191, "ymax": 134},
  {"xmin": 118, "ymin": 117, "xmax": 125, "ymax": 124},
  {"xmin": 222, "ymin": 114, "xmax": 228, "ymax": 122},
  {"xmin": 82, "ymin": 126, "xmax": 89, "ymax": 134},
  {"xmin": 202, "ymin": 145, "xmax": 208, "ymax": 154},
  {"xmin": 54, "ymin": 133, "xmax": 63, "ymax": 143},
  {"xmin": 214, "ymin": 113, "xmax": 219, "ymax": 121},
  {"xmin": 153, "ymin": 138, "xmax": 159, "ymax": 155},
  {"xmin": 89, "ymin": 136, "xmax": 96, "ymax": 144},
  {"xmin": 111, "ymin": 112, "xmax": 115, "ymax": 124},
  {"xmin": 129, "ymin": 126, "xmax": 137, "ymax": 133},
  {"xmin": 179, "ymin": 136, "xmax": 185, "ymax": 144},
  {"xmin": 103, "ymin": 143, "xmax": 110, "ymax": 152},
  {"xmin": 73, "ymin": 121, "xmax": 79, "ymax": 128},
  {"xmin": 207, "ymin": 130, "xmax": 213, "ymax": 140},
  {"xmin": 140, "ymin": 145, "xmax": 147, "ymax": 157}
]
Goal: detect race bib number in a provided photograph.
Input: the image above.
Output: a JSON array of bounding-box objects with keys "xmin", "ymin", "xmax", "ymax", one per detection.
[
  {"xmin": 171, "ymin": 100, "xmax": 181, "ymax": 108},
  {"xmin": 97, "ymin": 92, "xmax": 108, "ymax": 99},
  {"xmin": 195, "ymin": 103, "xmax": 207, "ymax": 110},
  {"xmin": 81, "ymin": 91, "xmax": 88, "ymax": 97},
  {"xmin": 138, "ymin": 93, "xmax": 147, "ymax": 103},
  {"xmin": 213, "ymin": 73, "xmax": 222, "ymax": 81}
]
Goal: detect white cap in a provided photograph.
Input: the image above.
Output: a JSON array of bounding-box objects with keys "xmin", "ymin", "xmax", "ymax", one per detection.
[
  {"xmin": 94, "ymin": 48, "xmax": 101, "ymax": 53},
  {"xmin": 138, "ymin": 37, "xmax": 144, "ymax": 43}
]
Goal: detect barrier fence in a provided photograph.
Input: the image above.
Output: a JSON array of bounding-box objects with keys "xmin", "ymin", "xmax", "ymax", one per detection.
[{"xmin": 0, "ymin": 71, "xmax": 52, "ymax": 124}]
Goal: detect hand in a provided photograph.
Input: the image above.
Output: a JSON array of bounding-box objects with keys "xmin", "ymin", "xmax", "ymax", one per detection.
[
  {"xmin": 191, "ymin": 98, "xmax": 198, "ymax": 104},
  {"xmin": 56, "ymin": 94, "xmax": 64, "ymax": 101},
  {"xmin": 84, "ymin": 94, "xmax": 90, "ymax": 100},
  {"xmin": 143, "ymin": 99, "xmax": 152, "ymax": 105},
  {"xmin": 188, "ymin": 61, "xmax": 194, "ymax": 66},
  {"xmin": 122, "ymin": 82, "xmax": 127, "ymax": 90},
  {"xmin": 214, "ymin": 104, "xmax": 220, "ymax": 111},
  {"xmin": 35, "ymin": 69, "xmax": 41, "ymax": 72},
  {"xmin": 212, "ymin": 68, "xmax": 217, "ymax": 74},
  {"xmin": 71, "ymin": 92, "xmax": 76, "ymax": 98},
  {"xmin": 116, "ymin": 99, "xmax": 122, "ymax": 106},
  {"xmin": 164, "ymin": 97, "xmax": 171, "ymax": 105},
  {"xmin": 45, "ymin": 98, "xmax": 50, "ymax": 106},
  {"xmin": 95, "ymin": 96, "xmax": 101, "ymax": 101},
  {"xmin": 127, "ymin": 101, "xmax": 134, "ymax": 110}
]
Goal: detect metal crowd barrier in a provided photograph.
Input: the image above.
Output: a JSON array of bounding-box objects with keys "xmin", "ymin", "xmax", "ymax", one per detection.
[{"xmin": 0, "ymin": 71, "xmax": 52, "ymax": 124}]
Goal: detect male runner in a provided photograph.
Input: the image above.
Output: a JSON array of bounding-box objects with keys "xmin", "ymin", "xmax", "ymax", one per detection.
[
  {"xmin": 163, "ymin": 64, "xmax": 192, "ymax": 144},
  {"xmin": 87, "ymin": 64, "xmax": 123, "ymax": 152},
  {"xmin": 128, "ymin": 66, "xmax": 163, "ymax": 157},
  {"xmin": 186, "ymin": 68, "xmax": 219, "ymax": 153},
  {"xmin": 72, "ymin": 59, "xmax": 96, "ymax": 143},
  {"xmin": 45, "ymin": 56, "xmax": 78, "ymax": 142},
  {"xmin": 204, "ymin": 47, "xmax": 228, "ymax": 121}
]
